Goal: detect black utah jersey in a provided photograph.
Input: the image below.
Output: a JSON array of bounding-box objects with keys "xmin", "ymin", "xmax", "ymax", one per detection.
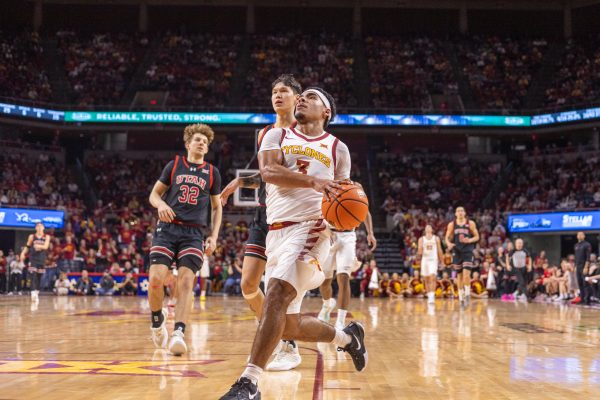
[{"xmin": 158, "ymin": 155, "xmax": 221, "ymax": 226}]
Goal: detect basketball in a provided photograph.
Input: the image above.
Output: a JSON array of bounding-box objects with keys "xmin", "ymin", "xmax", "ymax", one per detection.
[{"xmin": 322, "ymin": 182, "xmax": 369, "ymax": 230}]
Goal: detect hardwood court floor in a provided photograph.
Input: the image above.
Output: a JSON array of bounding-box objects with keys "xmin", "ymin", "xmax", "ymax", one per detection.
[{"xmin": 1, "ymin": 295, "xmax": 599, "ymax": 400}]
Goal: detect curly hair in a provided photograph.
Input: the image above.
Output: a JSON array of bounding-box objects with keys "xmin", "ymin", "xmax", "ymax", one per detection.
[{"xmin": 183, "ymin": 124, "xmax": 215, "ymax": 145}]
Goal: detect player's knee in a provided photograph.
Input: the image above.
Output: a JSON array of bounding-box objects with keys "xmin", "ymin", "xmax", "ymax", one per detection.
[
  {"xmin": 241, "ymin": 275, "xmax": 260, "ymax": 295},
  {"xmin": 265, "ymin": 279, "xmax": 296, "ymax": 306},
  {"xmin": 149, "ymin": 269, "xmax": 167, "ymax": 287}
]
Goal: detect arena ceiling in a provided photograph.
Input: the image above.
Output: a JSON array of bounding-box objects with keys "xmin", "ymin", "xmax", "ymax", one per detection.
[{"xmin": 20, "ymin": 0, "xmax": 600, "ymax": 10}]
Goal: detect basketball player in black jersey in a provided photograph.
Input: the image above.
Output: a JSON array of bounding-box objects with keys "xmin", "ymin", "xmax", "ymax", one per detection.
[
  {"xmin": 148, "ymin": 123, "xmax": 222, "ymax": 355},
  {"xmin": 220, "ymin": 74, "xmax": 302, "ymax": 371},
  {"xmin": 445, "ymin": 206, "xmax": 480, "ymax": 303},
  {"xmin": 20, "ymin": 222, "xmax": 50, "ymax": 302}
]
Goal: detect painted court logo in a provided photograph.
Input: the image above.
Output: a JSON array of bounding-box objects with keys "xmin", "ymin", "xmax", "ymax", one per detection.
[{"xmin": 0, "ymin": 360, "xmax": 224, "ymax": 377}]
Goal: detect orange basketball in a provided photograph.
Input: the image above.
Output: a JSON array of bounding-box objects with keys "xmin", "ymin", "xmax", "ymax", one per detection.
[{"xmin": 322, "ymin": 182, "xmax": 369, "ymax": 230}]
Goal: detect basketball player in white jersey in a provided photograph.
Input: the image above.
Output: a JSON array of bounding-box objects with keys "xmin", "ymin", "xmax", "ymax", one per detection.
[
  {"xmin": 220, "ymin": 75, "xmax": 302, "ymax": 371},
  {"xmin": 417, "ymin": 225, "xmax": 444, "ymax": 304},
  {"xmin": 220, "ymin": 87, "xmax": 367, "ymax": 400},
  {"xmin": 319, "ymin": 207, "xmax": 377, "ymax": 329}
]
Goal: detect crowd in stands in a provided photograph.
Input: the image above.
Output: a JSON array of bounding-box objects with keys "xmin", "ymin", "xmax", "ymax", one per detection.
[
  {"xmin": 244, "ymin": 32, "xmax": 357, "ymax": 110},
  {"xmin": 457, "ymin": 36, "xmax": 548, "ymax": 111},
  {"xmin": 0, "ymin": 151, "xmax": 84, "ymax": 211},
  {"xmin": 8, "ymin": 30, "xmax": 600, "ymax": 112},
  {"xmin": 143, "ymin": 33, "xmax": 242, "ymax": 108},
  {"xmin": 0, "ymin": 31, "xmax": 52, "ymax": 101},
  {"xmin": 497, "ymin": 153, "xmax": 600, "ymax": 212},
  {"xmin": 364, "ymin": 36, "xmax": 457, "ymax": 111},
  {"xmin": 57, "ymin": 31, "xmax": 149, "ymax": 106},
  {"xmin": 545, "ymin": 36, "xmax": 600, "ymax": 108}
]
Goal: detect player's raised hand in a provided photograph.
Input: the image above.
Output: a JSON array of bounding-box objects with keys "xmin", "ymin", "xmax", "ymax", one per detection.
[
  {"xmin": 204, "ymin": 236, "xmax": 217, "ymax": 256},
  {"xmin": 220, "ymin": 178, "xmax": 239, "ymax": 207},
  {"xmin": 367, "ymin": 233, "xmax": 377, "ymax": 251},
  {"xmin": 157, "ymin": 202, "xmax": 176, "ymax": 223}
]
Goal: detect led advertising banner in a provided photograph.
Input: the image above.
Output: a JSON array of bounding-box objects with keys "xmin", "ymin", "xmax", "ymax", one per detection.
[
  {"xmin": 0, "ymin": 102, "xmax": 64, "ymax": 121},
  {"xmin": 2, "ymin": 100, "xmax": 600, "ymax": 127},
  {"xmin": 508, "ymin": 210, "xmax": 600, "ymax": 233},
  {"xmin": 531, "ymin": 106, "xmax": 600, "ymax": 126},
  {"xmin": 64, "ymin": 111, "xmax": 530, "ymax": 127},
  {"xmin": 0, "ymin": 207, "xmax": 65, "ymax": 229}
]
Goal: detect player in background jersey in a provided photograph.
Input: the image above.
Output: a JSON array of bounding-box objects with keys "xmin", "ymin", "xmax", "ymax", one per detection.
[
  {"xmin": 147, "ymin": 124, "xmax": 222, "ymax": 356},
  {"xmin": 445, "ymin": 206, "xmax": 480, "ymax": 303},
  {"xmin": 318, "ymin": 204, "xmax": 377, "ymax": 329},
  {"xmin": 20, "ymin": 222, "xmax": 50, "ymax": 302},
  {"xmin": 417, "ymin": 224, "xmax": 444, "ymax": 305},
  {"xmin": 220, "ymin": 88, "xmax": 367, "ymax": 400},
  {"xmin": 220, "ymin": 74, "xmax": 302, "ymax": 371}
]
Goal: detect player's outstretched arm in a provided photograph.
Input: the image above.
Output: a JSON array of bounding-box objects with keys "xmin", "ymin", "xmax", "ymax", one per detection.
[
  {"xmin": 364, "ymin": 211, "xmax": 377, "ymax": 251},
  {"xmin": 149, "ymin": 181, "xmax": 175, "ymax": 223},
  {"xmin": 220, "ymin": 173, "xmax": 262, "ymax": 206}
]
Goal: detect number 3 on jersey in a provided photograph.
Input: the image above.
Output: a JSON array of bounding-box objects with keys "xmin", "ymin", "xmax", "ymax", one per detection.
[
  {"xmin": 297, "ymin": 160, "xmax": 310, "ymax": 175},
  {"xmin": 178, "ymin": 184, "xmax": 200, "ymax": 205}
]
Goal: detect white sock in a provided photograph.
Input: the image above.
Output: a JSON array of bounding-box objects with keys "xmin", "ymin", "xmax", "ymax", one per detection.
[
  {"xmin": 428, "ymin": 292, "xmax": 435, "ymax": 301},
  {"xmin": 464, "ymin": 286, "xmax": 470, "ymax": 296},
  {"xmin": 331, "ymin": 328, "xmax": 352, "ymax": 348},
  {"xmin": 458, "ymin": 289, "xmax": 464, "ymax": 300},
  {"xmin": 200, "ymin": 290, "xmax": 206, "ymax": 297},
  {"xmin": 323, "ymin": 298, "xmax": 334, "ymax": 308},
  {"xmin": 241, "ymin": 363, "xmax": 263, "ymax": 385},
  {"xmin": 243, "ymin": 290, "xmax": 261, "ymax": 300},
  {"xmin": 336, "ymin": 309, "xmax": 347, "ymax": 326}
]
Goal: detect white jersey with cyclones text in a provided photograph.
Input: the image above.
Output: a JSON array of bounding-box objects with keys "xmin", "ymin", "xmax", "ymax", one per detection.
[
  {"xmin": 422, "ymin": 235, "xmax": 439, "ymax": 261},
  {"xmin": 259, "ymin": 126, "xmax": 351, "ymax": 224}
]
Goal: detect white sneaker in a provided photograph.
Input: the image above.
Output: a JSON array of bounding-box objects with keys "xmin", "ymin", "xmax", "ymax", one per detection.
[
  {"xmin": 168, "ymin": 329, "xmax": 188, "ymax": 356},
  {"xmin": 267, "ymin": 341, "xmax": 301, "ymax": 371},
  {"xmin": 317, "ymin": 299, "xmax": 336, "ymax": 322},
  {"xmin": 150, "ymin": 308, "xmax": 169, "ymax": 349}
]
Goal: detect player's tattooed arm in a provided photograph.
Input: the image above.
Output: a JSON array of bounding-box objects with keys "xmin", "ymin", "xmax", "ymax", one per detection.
[{"xmin": 238, "ymin": 173, "xmax": 262, "ymax": 189}]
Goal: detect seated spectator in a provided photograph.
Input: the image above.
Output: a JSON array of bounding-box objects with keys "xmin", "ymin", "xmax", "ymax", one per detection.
[
  {"xmin": 409, "ymin": 270, "xmax": 425, "ymax": 297},
  {"xmin": 470, "ymin": 271, "xmax": 489, "ymax": 299},
  {"xmin": 223, "ymin": 258, "xmax": 242, "ymax": 295},
  {"xmin": 117, "ymin": 272, "xmax": 138, "ymax": 296},
  {"xmin": 375, "ymin": 272, "xmax": 391, "ymax": 297},
  {"xmin": 96, "ymin": 270, "xmax": 115, "ymax": 296},
  {"xmin": 8, "ymin": 254, "xmax": 25, "ymax": 295},
  {"xmin": 54, "ymin": 272, "xmax": 71, "ymax": 296},
  {"xmin": 76, "ymin": 270, "xmax": 95, "ymax": 295},
  {"xmin": 438, "ymin": 271, "xmax": 455, "ymax": 298},
  {"xmin": 388, "ymin": 272, "xmax": 411, "ymax": 299}
]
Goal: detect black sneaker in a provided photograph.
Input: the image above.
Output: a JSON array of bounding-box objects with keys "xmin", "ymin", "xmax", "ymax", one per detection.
[
  {"xmin": 337, "ymin": 321, "xmax": 368, "ymax": 372},
  {"xmin": 219, "ymin": 377, "xmax": 261, "ymax": 400}
]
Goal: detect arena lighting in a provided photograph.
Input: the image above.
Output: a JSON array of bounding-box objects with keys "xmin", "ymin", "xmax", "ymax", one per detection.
[{"xmin": 3, "ymin": 100, "xmax": 600, "ymax": 127}]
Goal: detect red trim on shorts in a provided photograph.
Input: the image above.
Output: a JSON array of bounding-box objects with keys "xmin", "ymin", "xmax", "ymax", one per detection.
[
  {"xmin": 178, "ymin": 248, "xmax": 204, "ymax": 260},
  {"xmin": 150, "ymin": 246, "xmax": 174, "ymax": 258},
  {"xmin": 332, "ymin": 138, "xmax": 340, "ymax": 167},
  {"xmin": 170, "ymin": 220, "xmax": 204, "ymax": 228},
  {"xmin": 245, "ymin": 244, "xmax": 266, "ymax": 258},
  {"xmin": 290, "ymin": 127, "xmax": 330, "ymax": 142},
  {"xmin": 170, "ymin": 155, "xmax": 179, "ymax": 185},
  {"xmin": 269, "ymin": 221, "xmax": 299, "ymax": 231}
]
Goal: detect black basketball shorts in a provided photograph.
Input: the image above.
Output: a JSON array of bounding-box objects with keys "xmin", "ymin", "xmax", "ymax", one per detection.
[
  {"xmin": 244, "ymin": 206, "xmax": 268, "ymax": 262},
  {"xmin": 452, "ymin": 249, "xmax": 474, "ymax": 272},
  {"xmin": 149, "ymin": 222, "xmax": 205, "ymax": 273}
]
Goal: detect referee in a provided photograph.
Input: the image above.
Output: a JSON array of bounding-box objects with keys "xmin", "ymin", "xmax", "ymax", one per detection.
[{"xmin": 572, "ymin": 231, "xmax": 591, "ymax": 305}]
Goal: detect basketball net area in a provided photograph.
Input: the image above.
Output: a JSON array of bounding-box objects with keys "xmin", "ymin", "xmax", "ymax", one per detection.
[{"xmin": 232, "ymin": 128, "xmax": 262, "ymax": 207}]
